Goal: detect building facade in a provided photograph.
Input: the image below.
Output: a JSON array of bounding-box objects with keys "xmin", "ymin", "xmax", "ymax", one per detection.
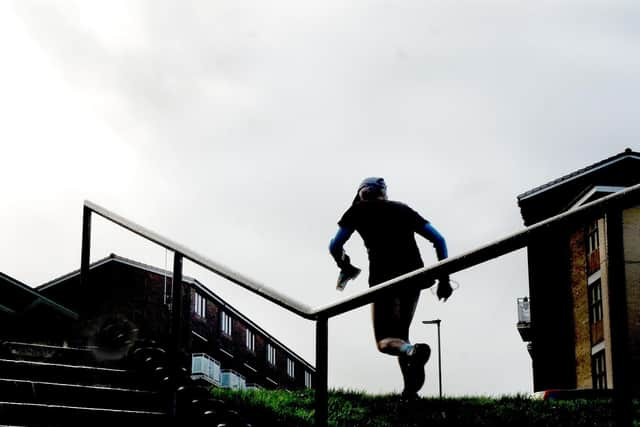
[
  {"xmin": 516, "ymin": 148, "xmax": 640, "ymax": 393},
  {"xmin": 29, "ymin": 254, "xmax": 315, "ymax": 391}
]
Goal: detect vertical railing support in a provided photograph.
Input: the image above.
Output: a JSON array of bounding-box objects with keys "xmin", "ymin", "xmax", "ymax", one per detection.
[
  {"xmin": 605, "ymin": 210, "xmax": 633, "ymax": 427},
  {"xmin": 436, "ymin": 320, "xmax": 443, "ymax": 399},
  {"xmin": 80, "ymin": 207, "xmax": 92, "ymax": 290},
  {"xmin": 168, "ymin": 253, "xmax": 184, "ymax": 416},
  {"xmin": 315, "ymin": 316, "xmax": 329, "ymax": 427}
]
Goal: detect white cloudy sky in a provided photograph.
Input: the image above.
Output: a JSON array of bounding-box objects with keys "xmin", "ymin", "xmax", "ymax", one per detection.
[{"xmin": 1, "ymin": 1, "xmax": 638, "ymax": 397}]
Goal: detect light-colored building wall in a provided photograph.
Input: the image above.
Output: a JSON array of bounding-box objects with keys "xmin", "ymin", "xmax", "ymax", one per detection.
[
  {"xmin": 623, "ymin": 207, "xmax": 640, "ymax": 391},
  {"xmin": 597, "ymin": 217, "xmax": 614, "ymax": 388}
]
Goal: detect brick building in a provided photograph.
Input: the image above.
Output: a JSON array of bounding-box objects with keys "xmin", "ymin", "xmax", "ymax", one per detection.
[
  {"xmin": 516, "ymin": 148, "xmax": 640, "ymax": 393},
  {"xmin": 4, "ymin": 254, "xmax": 314, "ymax": 391}
]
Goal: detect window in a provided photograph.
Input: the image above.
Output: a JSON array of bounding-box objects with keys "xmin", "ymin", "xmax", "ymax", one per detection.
[
  {"xmin": 586, "ymin": 222, "xmax": 600, "ymax": 254},
  {"xmin": 245, "ymin": 330, "xmax": 255, "ymax": 352},
  {"xmin": 287, "ymin": 358, "xmax": 295, "ymax": 378},
  {"xmin": 588, "ymin": 279, "xmax": 603, "ymax": 324},
  {"xmin": 305, "ymin": 371, "xmax": 312, "ymax": 388},
  {"xmin": 586, "ymin": 221, "xmax": 601, "ymax": 275},
  {"xmin": 220, "ymin": 311, "xmax": 232, "ymax": 336},
  {"xmin": 266, "ymin": 343, "xmax": 276, "ymax": 366},
  {"xmin": 194, "ymin": 292, "xmax": 206, "ymax": 318},
  {"xmin": 592, "ymin": 351, "xmax": 607, "ymax": 389}
]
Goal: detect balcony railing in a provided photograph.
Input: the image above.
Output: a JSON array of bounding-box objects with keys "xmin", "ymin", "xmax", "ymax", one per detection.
[
  {"xmin": 517, "ymin": 297, "xmax": 532, "ymax": 342},
  {"xmin": 80, "ymin": 181, "xmax": 640, "ymax": 427},
  {"xmin": 191, "ymin": 353, "xmax": 221, "ymax": 386},
  {"xmin": 517, "ymin": 297, "xmax": 531, "ymax": 324},
  {"xmin": 221, "ymin": 369, "xmax": 246, "ymax": 389}
]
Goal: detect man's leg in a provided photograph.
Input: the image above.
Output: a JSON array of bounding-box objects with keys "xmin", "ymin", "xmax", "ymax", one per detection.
[
  {"xmin": 372, "ymin": 294, "xmax": 411, "ymax": 354},
  {"xmin": 373, "ymin": 291, "xmax": 429, "ymax": 397}
]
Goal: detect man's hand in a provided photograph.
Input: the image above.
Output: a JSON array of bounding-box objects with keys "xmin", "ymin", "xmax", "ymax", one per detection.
[
  {"xmin": 437, "ymin": 276, "xmax": 453, "ymax": 302},
  {"xmin": 337, "ymin": 264, "xmax": 361, "ymax": 291}
]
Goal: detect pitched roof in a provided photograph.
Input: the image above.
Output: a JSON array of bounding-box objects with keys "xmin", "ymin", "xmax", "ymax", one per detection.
[
  {"xmin": 517, "ymin": 148, "xmax": 640, "ymax": 201},
  {"xmin": 0, "ymin": 272, "xmax": 78, "ymax": 319}
]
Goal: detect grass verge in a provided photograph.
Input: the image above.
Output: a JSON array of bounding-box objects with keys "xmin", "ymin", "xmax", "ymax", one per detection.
[{"xmin": 211, "ymin": 387, "xmax": 637, "ymax": 427}]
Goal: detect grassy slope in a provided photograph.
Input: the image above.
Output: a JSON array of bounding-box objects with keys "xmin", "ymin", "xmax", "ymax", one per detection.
[{"xmin": 211, "ymin": 388, "xmax": 635, "ymax": 427}]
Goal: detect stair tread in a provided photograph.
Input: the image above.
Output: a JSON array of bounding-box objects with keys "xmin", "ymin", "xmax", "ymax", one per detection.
[
  {"xmin": 0, "ymin": 401, "xmax": 165, "ymax": 415},
  {"xmin": 3, "ymin": 342, "xmax": 95, "ymax": 353},
  {"xmin": 0, "ymin": 378, "xmax": 156, "ymax": 394},
  {"xmin": 0, "ymin": 358, "xmax": 128, "ymax": 373}
]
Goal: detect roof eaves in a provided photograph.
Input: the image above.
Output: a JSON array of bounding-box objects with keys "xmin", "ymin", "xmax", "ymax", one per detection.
[
  {"xmin": 517, "ymin": 149, "xmax": 640, "ymax": 202},
  {"xmin": 0, "ymin": 272, "xmax": 78, "ymax": 319},
  {"xmin": 37, "ymin": 254, "xmax": 200, "ymax": 291},
  {"xmin": 188, "ymin": 278, "xmax": 316, "ymax": 372}
]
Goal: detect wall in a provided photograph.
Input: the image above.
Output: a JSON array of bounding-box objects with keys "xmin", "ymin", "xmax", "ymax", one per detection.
[
  {"xmin": 569, "ymin": 226, "xmax": 591, "ymax": 388},
  {"xmin": 527, "ymin": 229, "xmax": 577, "ymax": 391},
  {"xmin": 623, "ymin": 207, "xmax": 640, "ymax": 393}
]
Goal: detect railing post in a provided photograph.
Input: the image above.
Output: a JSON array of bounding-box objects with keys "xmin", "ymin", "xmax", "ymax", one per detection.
[
  {"xmin": 315, "ymin": 316, "xmax": 328, "ymax": 427},
  {"xmin": 80, "ymin": 206, "xmax": 92, "ymax": 290},
  {"xmin": 605, "ymin": 209, "xmax": 633, "ymax": 427},
  {"xmin": 169, "ymin": 253, "xmax": 184, "ymax": 416}
]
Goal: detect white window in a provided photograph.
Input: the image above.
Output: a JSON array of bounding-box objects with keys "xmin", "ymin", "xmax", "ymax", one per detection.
[
  {"xmin": 592, "ymin": 351, "xmax": 607, "ymax": 389},
  {"xmin": 587, "ymin": 221, "xmax": 600, "ymax": 254},
  {"xmin": 194, "ymin": 292, "xmax": 206, "ymax": 318},
  {"xmin": 220, "ymin": 311, "xmax": 232, "ymax": 336},
  {"xmin": 245, "ymin": 330, "xmax": 255, "ymax": 352},
  {"xmin": 287, "ymin": 358, "xmax": 295, "ymax": 378},
  {"xmin": 266, "ymin": 343, "xmax": 276, "ymax": 366},
  {"xmin": 304, "ymin": 371, "xmax": 312, "ymax": 388}
]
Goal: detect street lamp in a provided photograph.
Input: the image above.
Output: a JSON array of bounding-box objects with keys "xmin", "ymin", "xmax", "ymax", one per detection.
[{"xmin": 422, "ymin": 319, "xmax": 442, "ymax": 398}]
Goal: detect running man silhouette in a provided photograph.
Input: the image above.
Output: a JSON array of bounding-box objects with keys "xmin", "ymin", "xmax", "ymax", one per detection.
[{"xmin": 329, "ymin": 177, "xmax": 451, "ymax": 399}]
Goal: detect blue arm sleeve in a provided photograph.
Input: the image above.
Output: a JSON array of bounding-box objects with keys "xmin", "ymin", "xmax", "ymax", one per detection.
[
  {"xmin": 329, "ymin": 227, "xmax": 354, "ymax": 266},
  {"xmin": 416, "ymin": 223, "xmax": 448, "ymax": 261}
]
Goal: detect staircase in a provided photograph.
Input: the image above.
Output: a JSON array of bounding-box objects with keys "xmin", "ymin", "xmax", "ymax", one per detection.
[{"xmin": 0, "ymin": 341, "xmax": 168, "ymax": 426}]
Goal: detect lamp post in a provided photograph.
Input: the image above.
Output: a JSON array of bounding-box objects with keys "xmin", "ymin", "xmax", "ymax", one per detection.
[{"xmin": 422, "ymin": 319, "xmax": 442, "ymax": 398}]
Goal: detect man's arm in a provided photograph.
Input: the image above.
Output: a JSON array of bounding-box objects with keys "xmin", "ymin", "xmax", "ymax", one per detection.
[
  {"xmin": 416, "ymin": 223, "xmax": 448, "ymax": 261},
  {"xmin": 416, "ymin": 222, "xmax": 452, "ymax": 301},
  {"xmin": 329, "ymin": 226, "xmax": 355, "ymax": 268}
]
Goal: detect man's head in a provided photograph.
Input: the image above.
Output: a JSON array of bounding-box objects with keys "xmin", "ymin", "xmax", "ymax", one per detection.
[{"xmin": 357, "ymin": 177, "xmax": 388, "ymax": 201}]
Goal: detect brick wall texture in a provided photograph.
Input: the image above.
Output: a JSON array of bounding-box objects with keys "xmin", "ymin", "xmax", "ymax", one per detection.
[{"xmin": 569, "ymin": 226, "xmax": 591, "ymax": 388}]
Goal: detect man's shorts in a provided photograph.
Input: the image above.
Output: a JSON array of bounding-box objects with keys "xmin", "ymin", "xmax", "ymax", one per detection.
[{"xmin": 371, "ymin": 286, "xmax": 420, "ymax": 342}]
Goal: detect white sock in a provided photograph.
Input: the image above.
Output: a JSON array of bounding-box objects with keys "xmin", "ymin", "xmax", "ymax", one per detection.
[{"xmin": 400, "ymin": 343, "xmax": 415, "ymax": 356}]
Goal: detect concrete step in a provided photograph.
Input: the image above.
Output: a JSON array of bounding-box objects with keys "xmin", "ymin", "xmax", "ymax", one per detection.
[
  {"xmin": 0, "ymin": 359, "xmax": 149, "ymax": 390},
  {"xmin": 0, "ymin": 342, "xmax": 124, "ymax": 368},
  {"xmin": 0, "ymin": 401, "xmax": 168, "ymax": 426},
  {"xmin": 0, "ymin": 378, "xmax": 163, "ymax": 412}
]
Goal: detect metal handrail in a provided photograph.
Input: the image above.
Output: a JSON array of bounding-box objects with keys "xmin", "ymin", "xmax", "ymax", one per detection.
[
  {"xmin": 84, "ymin": 200, "xmax": 314, "ymax": 319},
  {"xmin": 81, "ymin": 180, "xmax": 640, "ymax": 427},
  {"xmin": 85, "ymin": 181, "xmax": 640, "ymax": 320}
]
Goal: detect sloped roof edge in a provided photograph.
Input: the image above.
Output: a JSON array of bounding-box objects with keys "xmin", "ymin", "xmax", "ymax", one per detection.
[
  {"xmin": 0, "ymin": 272, "xmax": 78, "ymax": 319},
  {"xmin": 517, "ymin": 148, "xmax": 640, "ymax": 202}
]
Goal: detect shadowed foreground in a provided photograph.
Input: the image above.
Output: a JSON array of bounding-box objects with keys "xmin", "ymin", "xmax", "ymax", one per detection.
[{"xmin": 211, "ymin": 388, "xmax": 637, "ymax": 427}]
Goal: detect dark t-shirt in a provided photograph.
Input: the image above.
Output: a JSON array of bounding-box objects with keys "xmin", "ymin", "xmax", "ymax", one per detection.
[{"xmin": 338, "ymin": 200, "xmax": 429, "ymax": 286}]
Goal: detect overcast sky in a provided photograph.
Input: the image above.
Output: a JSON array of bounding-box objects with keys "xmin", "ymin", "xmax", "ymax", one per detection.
[{"xmin": 1, "ymin": 1, "xmax": 638, "ymax": 397}]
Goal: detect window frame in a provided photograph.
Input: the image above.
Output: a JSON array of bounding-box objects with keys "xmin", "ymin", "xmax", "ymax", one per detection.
[
  {"xmin": 592, "ymin": 350, "xmax": 607, "ymax": 389},
  {"xmin": 586, "ymin": 221, "xmax": 600, "ymax": 255},
  {"xmin": 266, "ymin": 343, "xmax": 276, "ymax": 366},
  {"xmin": 245, "ymin": 329, "xmax": 255, "ymax": 353},
  {"xmin": 194, "ymin": 292, "xmax": 206, "ymax": 318},
  {"xmin": 304, "ymin": 370, "xmax": 312, "ymax": 388},
  {"xmin": 286, "ymin": 358, "xmax": 295, "ymax": 378},
  {"xmin": 220, "ymin": 311, "xmax": 232, "ymax": 337},
  {"xmin": 588, "ymin": 279, "xmax": 604, "ymax": 324}
]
